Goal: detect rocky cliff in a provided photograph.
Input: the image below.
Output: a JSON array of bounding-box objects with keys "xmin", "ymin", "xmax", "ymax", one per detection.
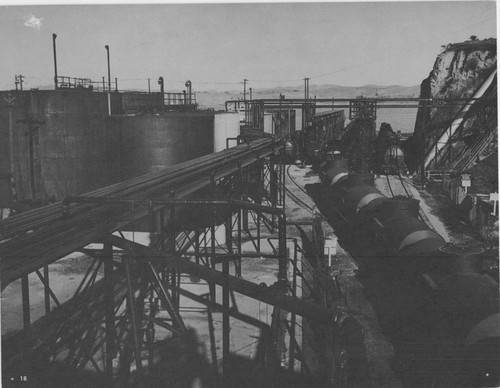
[{"xmin": 406, "ymin": 38, "xmax": 497, "ymax": 187}]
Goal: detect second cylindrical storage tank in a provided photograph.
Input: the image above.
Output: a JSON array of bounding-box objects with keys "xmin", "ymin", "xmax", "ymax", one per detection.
[
  {"xmin": 120, "ymin": 111, "xmax": 214, "ymax": 179},
  {"xmin": 214, "ymin": 112, "xmax": 240, "ymax": 152}
]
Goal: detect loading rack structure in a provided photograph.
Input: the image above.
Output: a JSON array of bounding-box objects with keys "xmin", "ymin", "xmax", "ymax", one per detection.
[{"xmin": 1, "ymin": 137, "xmax": 344, "ymax": 386}]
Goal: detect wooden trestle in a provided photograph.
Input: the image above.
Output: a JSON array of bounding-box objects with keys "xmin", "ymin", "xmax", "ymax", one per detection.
[{"xmin": 1, "ymin": 137, "xmax": 342, "ymax": 386}]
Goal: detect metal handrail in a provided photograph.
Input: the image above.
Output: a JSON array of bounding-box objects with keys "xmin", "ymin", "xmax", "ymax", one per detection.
[{"xmin": 164, "ymin": 92, "xmax": 197, "ymax": 106}]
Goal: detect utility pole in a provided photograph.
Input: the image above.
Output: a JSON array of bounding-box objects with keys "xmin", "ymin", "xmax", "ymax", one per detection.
[
  {"xmin": 52, "ymin": 33, "xmax": 58, "ymax": 89},
  {"xmin": 105, "ymin": 45, "xmax": 111, "ymax": 91},
  {"xmin": 303, "ymin": 78, "xmax": 310, "ymax": 129},
  {"xmin": 158, "ymin": 77, "xmax": 164, "ymax": 112},
  {"xmin": 243, "ymin": 79, "xmax": 248, "ymax": 101},
  {"xmin": 185, "ymin": 80, "xmax": 192, "ymax": 105},
  {"xmin": 243, "ymin": 79, "xmax": 248, "ymax": 125},
  {"xmin": 249, "ymin": 87, "xmax": 252, "ymax": 100},
  {"xmin": 15, "ymin": 75, "xmax": 25, "ymax": 91},
  {"xmin": 105, "ymin": 45, "xmax": 111, "ymax": 115}
]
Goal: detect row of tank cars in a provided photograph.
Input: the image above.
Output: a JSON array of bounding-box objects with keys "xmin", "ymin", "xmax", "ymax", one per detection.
[
  {"xmin": 307, "ymin": 116, "xmax": 499, "ymax": 386},
  {"xmin": 284, "ymin": 113, "xmax": 498, "ymax": 385}
]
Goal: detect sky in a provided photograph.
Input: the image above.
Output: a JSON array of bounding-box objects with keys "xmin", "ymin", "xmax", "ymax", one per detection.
[{"xmin": 0, "ymin": 1, "xmax": 497, "ymax": 92}]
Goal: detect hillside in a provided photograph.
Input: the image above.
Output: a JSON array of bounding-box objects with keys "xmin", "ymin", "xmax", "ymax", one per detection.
[{"xmin": 405, "ymin": 38, "xmax": 497, "ymax": 184}]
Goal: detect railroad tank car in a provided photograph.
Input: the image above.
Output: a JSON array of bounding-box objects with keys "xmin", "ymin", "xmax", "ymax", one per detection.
[
  {"xmin": 382, "ymin": 145, "xmax": 407, "ymax": 174},
  {"xmin": 319, "ymin": 156, "xmax": 500, "ymax": 386},
  {"xmin": 375, "ymin": 122, "xmax": 408, "ymax": 174},
  {"xmin": 284, "ymin": 139, "xmax": 295, "ymax": 157},
  {"xmin": 319, "ymin": 156, "xmax": 349, "ymax": 186}
]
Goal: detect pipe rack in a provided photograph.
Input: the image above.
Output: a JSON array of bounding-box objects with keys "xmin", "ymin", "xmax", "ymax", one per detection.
[{"xmin": 0, "ymin": 137, "xmax": 283, "ymax": 288}]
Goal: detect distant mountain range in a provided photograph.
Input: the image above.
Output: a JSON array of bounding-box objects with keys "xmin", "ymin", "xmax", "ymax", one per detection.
[
  {"xmin": 250, "ymin": 83, "xmax": 420, "ymax": 97},
  {"xmin": 197, "ymin": 84, "xmax": 420, "ymax": 110}
]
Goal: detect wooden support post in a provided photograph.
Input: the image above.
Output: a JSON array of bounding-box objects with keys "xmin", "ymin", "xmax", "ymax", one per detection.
[
  {"xmin": 124, "ymin": 258, "xmax": 143, "ymax": 376},
  {"xmin": 147, "ymin": 289, "xmax": 155, "ymax": 370},
  {"xmin": 168, "ymin": 192, "xmax": 178, "ymax": 311},
  {"xmin": 237, "ymin": 209, "xmax": 242, "ymax": 277},
  {"xmin": 289, "ymin": 242, "xmax": 298, "ymax": 371},
  {"xmin": 147, "ymin": 262, "xmax": 186, "ymax": 332},
  {"xmin": 223, "ymin": 215, "xmax": 232, "ymax": 370},
  {"xmin": 210, "ymin": 214, "xmax": 216, "ymax": 302},
  {"xmin": 104, "ymin": 241, "xmax": 115, "ymax": 380},
  {"xmin": 21, "ymin": 275, "xmax": 30, "ymax": 330},
  {"xmin": 210, "ymin": 173, "xmax": 217, "ymax": 302},
  {"xmin": 206, "ymin": 301, "xmax": 219, "ymax": 372},
  {"xmin": 195, "ymin": 229, "xmax": 200, "ymax": 266},
  {"xmin": 43, "ymin": 266, "xmax": 50, "ymax": 315},
  {"xmin": 257, "ymin": 160, "xmax": 263, "ymax": 252},
  {"xmin": 237, "ymin": 163, "xmax": 242, "ymax": 277},
  {"xmin": 270, "ymin": 158, "xmax": 277, "ymax": 233},
  {"xmin": 278, "ymin": 214, "xmax": 288, "ymax": 283},
  {"xmin": 158, "ymin": 208, "xmax": 166, "ymax": 287},
  {"xmin": 281, "ymin": 155, "xmax": 286, "ymax": 208}
]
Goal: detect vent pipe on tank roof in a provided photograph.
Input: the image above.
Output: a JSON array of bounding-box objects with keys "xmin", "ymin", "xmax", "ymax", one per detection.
[
  {"xmin": 158, "ymin": 77, "xmax": 165, "ymax": 112},
  {"xmin": 52, "ymin": 33, "xmax": 58, "ymax": 89},
  {"xmin": 185, "ymin": 80, "xmax": 192, "ymax": 105}
]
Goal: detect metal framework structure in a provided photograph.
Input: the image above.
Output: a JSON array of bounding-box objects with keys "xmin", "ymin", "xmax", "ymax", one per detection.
[
  {"xmin": 423, "ymin": 71, "xmax": 498, "ymax": 173},
  {"xmin": 226, "ymin": 95, "xmax": 497, "ymax": 179},
  {"xmin": 225, "ymin": 97, "xmax": 496, "ymax": 112},
  {"xmin": 1, "ymin": 138, "xmax": 342, "ymax": 386}
]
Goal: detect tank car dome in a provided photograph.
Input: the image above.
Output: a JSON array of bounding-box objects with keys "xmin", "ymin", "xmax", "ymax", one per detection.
[
  {"xmin": 384, "ymin": 145, "xmax": 404, "ymax": 159},
  {"xmin": 284, "ymin": 140, "xmax": 295, "ymax": 156}
]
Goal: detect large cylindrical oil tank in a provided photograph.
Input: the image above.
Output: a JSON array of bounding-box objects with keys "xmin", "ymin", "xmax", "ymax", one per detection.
[
  {"xmin": 263, "ymin": 113, "xmax": 273, "ymax": 134},
  {"xmin": 0, "ymin": 90, "xmax": 122, "ymax": 205},
  {"xmin": 120, "ymin": 111, "xmax": 214, "ymax": 179}
]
